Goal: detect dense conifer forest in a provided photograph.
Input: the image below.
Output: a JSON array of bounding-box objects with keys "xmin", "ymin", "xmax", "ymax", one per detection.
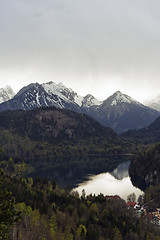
[
  {"xmin": 0, "ymin": 108, "xmax": 132, "ymax": 162},
  {"xmin": 1, "ymin": 164, "xmax": 160, "ymax": 240},
  {"xmin": 130, "ymin": 143, "xmax": 160, "ymax": 189}
]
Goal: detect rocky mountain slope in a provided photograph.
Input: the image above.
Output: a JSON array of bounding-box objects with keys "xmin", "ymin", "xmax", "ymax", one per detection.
[
  {"xmin": 88, "ymin": 91, "xmax": 160, "ymax": 133},
  {"xmin": 0, "ymin": 82, "xmax": 80, "ymax": 112},
  {"xmin": 0, "ymin": 82, "xmax": 159, "ymax": 133},
  {"xmin": 0, "ymin": 82, "xmax": 101, "ymax": 112}
]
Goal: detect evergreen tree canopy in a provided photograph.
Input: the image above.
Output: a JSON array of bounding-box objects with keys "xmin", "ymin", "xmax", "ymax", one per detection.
[{"xmin": 0, "ymin": 169, "xmax": 18, "ymax": 239}]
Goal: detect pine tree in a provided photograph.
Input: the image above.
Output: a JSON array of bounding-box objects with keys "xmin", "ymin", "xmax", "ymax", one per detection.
[{"xmin": 0, "ymin": 169, "xmax": 18, "ymax": 239}]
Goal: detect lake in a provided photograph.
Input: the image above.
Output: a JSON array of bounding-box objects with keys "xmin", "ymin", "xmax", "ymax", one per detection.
[
  {"xmin": 73, "ymin": 161, "xmax": 143, "ymax": 201},
  {"xmin": 27, "ymin": 156, "xmax": 143, "ymax": 200}
]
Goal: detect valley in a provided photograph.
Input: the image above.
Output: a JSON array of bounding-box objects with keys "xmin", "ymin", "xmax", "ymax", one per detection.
[
  {"xmin": 1, "ymin": 82, "xmax": 160, "ymax": 239},
  {"xmin": 1, "ymin": 0, "xmax": 160, "ymax": 238}
]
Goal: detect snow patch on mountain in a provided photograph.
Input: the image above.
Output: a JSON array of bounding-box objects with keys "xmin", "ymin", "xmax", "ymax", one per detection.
[
  {"xmin": 143, "ymin": 93, "xmax": 160, "ymax": 111},
  {"xmin": 0, "ymin": 86, "xmax": 15, "ymax": 103},
  {"xmin": 74, "ymin": 95, "xmax": 83, "ymax": 106},
  {"xmin": 42, "ymin": 81, "xmax": 100, "ymax": 107},
  {"xmin": 82, "ymin": 94, "xmax": 102, "ymax": 108},
  {"xmin": 16, "ymin": 83, "xmax": 40, "ymax": 98},
  {"xmin": 110, "ymin": 91, "xmax": 139, "ymax": 106},
  {"xmin": 43, "ymin": 82, "xmax": 67, "ymax": 101},
  {"xmin": 42, "ymin": 81, "xmax": 80, "ymax": 106}
]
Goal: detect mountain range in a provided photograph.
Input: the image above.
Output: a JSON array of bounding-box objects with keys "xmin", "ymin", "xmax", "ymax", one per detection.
[
  {"xmin": 0, "ymin": 82, "xmax": 101, "ymax": 111},
  {"xmin": 86, "ymin": 91, "xmax": 159, "ymax": 133},
  {"xmin": 0, "ymin": 81, "xmax": 159, "ymax": 133}
]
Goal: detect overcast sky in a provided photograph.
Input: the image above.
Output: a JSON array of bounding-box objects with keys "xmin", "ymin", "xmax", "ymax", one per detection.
[{"xmin": 0, "ymin": 0, "xmax": 160, "ymax": 102}]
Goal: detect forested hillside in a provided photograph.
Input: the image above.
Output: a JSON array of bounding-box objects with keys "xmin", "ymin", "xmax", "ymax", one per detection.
[
  {"xmin": 121, "ymin": 116, "xmax": 160, "ymax": 144},
  {"xmin": 1, "ymin": 166, "xmax": 160, "ymax": 240},
  {"xmin": 0, "ymin": 107, "xmax": 132, "ymax": 165},
  {"xmin": 129, "ymin": 144, "xmax": 160, "ymax": 189}
]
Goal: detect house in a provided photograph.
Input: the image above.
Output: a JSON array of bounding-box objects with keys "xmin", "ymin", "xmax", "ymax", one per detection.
[
  {"xmin": 105, "ymin": 195, "xmax": 121, "ymax": 200},
  {"xmin": 134, "ymin": 203, "xmax": 141, "ymax": 210},
  {"xmin": 126, "ymin": 201, "xmax": 136, "ymax": 208}
]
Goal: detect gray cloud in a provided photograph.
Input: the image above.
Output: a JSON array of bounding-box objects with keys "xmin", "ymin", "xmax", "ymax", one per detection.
[{"xmin": 0, "ymin": 0, "xmax": 160, "ymax": 101}]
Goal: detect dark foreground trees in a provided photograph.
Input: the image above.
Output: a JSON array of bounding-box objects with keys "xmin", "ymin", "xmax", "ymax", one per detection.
[
  {"xmin": 0, "ymin": 169, "xmax": 19, "ymax": 239},
  {"xmin": 2, "ymin": 174, "xmax": 160, "ymax": 240},
  {"xmin": 1, "ymin": 159, "xmax": 160, "ymax": 239}
]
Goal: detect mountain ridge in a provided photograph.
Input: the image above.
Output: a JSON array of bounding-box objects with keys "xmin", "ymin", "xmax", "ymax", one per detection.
[
  {"xmin": 0, "ymin": 81, "xmax": 159, "ymax": 133},
  {"xmin": 87, "ymin": 91, "xmax": 159, "ymax": 133}
]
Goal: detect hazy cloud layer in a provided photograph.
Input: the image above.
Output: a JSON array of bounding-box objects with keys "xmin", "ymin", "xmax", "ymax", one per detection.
[{"xmin": 0, "ymin": 0, "xmax": 160, "ymax": 101}]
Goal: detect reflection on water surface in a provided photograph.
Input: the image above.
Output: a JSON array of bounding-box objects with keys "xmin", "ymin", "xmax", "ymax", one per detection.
[{"xmin": 73, "ymin": 161, "xmax": 143, "ymax": 200}]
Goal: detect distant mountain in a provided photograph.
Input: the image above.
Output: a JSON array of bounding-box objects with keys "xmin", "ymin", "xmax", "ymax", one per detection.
[
  {"xmin": 121, "ymin": 115, "xmax": 160, "ymax": 144},
  {"xmin": 0, "ymin": 82, "xmax": 80, "ymax": 112},
  {"xmin": 0, "ymin": 81, "xmax": 101, "ymax": 113},
  {"xmin": 0, "ymin": 107, "xmax": 130, "ymax": 161},
  {"xmin": 88, "ymin": 91, "xmax": 160, "ymax": 133},
  {"xmin": 81, "ymin": 94, "xmax": 102, "ymax": 108},
  {"xmin": 143, "ymin": 93, "xmax": 160, "ymax": 111},
  {"xmin": 0, "ymin": 86, "xmax": 15, "ymax": 104},
  {"xmin": 0, "ymin": 82, "xmax": 159, "ymax": 133}
]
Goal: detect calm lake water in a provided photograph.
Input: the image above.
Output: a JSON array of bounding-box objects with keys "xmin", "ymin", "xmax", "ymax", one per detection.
[
  {"xmin": 27, "ymin": 156, "xmax": 143, "ymax": 201},
  {"xmin": 73, "ymin": 161, "xmax": 143, "ymax": 201}
]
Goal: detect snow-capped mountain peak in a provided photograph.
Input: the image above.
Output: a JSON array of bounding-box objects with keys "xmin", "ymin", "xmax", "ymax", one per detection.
[
  {"xmin": 42, "ymin": 81, "xmax": 83, "ymax": 106},
  {"xmin": 0, "ymin": 83, "xmax": 159, "ymax": 134},
  {"xmin": 42, "ymin": 82, "xmax": 70, "ymax": 102},
  {"xmin": 109, "ymin": 91, "xmax": 139, "ymax": 106},
  {"xmin": 82, "ymin": 94, "xmax": 102, "ymax": 108},
  {"xmin": 16, "ymin": 82, "xmax": 40, "ymax": 97},
  {"xmin": 143, "ymin": 93, "xmax": 160, "ymax": 111},
  {"xmin": 0, "ymin": 85, "xmax": 15, "ymax": 104},
  {"xmin": 4, "ymin": 81, "xmax": 84, "ymax": 111}
]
